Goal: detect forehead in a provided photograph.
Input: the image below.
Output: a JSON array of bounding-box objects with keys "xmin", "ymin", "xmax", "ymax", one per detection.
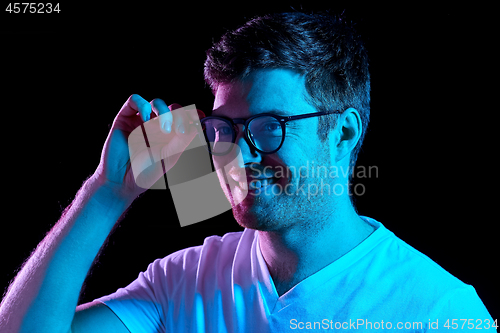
[{"xmin": 213, "ymin": 68, "xmax": 315, "ymax": 116}]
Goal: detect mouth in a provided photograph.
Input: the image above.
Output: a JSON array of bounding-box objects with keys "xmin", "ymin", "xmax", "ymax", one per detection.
[
  {"xmin": 226, "ymin": 165, "xmax": 287, "ymax": 195},
  {"xmin": 248, "ymin": 177, "xmax": 280, "ymax": 190}
]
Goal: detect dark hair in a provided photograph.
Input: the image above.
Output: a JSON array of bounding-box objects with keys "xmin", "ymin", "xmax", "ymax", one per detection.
[{"xmin": 204, "ymin": 11, "xmax": 370, "ymax": 169}]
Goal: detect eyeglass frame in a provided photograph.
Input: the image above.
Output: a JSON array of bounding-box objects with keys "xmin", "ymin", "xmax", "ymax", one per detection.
[{"xmin": 199, "ymin": 110, "xmax": 344, "ymax": 155}]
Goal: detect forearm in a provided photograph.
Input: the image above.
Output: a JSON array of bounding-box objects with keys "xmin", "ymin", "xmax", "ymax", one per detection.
[{"xmin": 0, "ymin": 175, "xmax": 134, "ymax": 333}]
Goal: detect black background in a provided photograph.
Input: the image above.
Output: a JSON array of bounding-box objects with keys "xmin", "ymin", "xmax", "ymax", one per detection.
[{"xmin": 1, "ymin": 1, "xmax": 497, "ymax": 322}]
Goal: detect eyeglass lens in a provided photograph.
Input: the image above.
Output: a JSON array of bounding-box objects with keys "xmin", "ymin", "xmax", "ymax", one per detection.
[{"xmin": 203, "ymin": 116, "xmax": 284, "ymax": 155}]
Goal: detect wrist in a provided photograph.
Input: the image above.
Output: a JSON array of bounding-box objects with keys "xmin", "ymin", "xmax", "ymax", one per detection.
[{"xmin": 85, "ymin": 174, "xmax": 137, "ymax": 213}]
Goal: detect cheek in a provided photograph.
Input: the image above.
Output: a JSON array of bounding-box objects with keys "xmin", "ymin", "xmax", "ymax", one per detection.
[
  {"xmin": 279, "ymin": 127, "xmax": 321, "ymax": 157},
  {"xmin": 214, "ymin": 158, "xmax": 233, "ymax": 197},
  {"xmin": 215, "ymin": 169, "xmax": 233, "ymax": 203},
  {"xmin": 277, "ymin": 135, "xmax": 320, "ymax": 166},
  {"xmin": 212, "ymin": 156, "xmax": 227, "ymax": 171},
  {"xmin": 212, "ymin": 143, "xmax": 244, "ymax": 170},
  {"xmin": 213, "ymin": 149, "xmax": 247, "ymax": 204},
  {"xmin": 277, "ymin": 145, "xmax": 329, "ymax": 184}
]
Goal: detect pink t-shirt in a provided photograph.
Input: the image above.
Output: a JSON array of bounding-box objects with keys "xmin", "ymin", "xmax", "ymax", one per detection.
[{"xmin": 96, "ymin": 217, "xmax": 495, "ymax": 332}]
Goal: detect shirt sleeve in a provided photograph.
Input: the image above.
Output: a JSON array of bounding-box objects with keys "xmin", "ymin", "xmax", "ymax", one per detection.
[
  {"xmin": 94, "ymin": 258, "xmax": 169, "ymax": 333},
  {"xmin": 432, "ymin": 285, "xmax": 497, "ymax": 332}
]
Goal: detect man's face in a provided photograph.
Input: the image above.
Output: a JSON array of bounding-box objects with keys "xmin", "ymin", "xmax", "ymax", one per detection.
[{"xmin": 212, "ymin": 69, "xmax": 338, "ymax": 232}]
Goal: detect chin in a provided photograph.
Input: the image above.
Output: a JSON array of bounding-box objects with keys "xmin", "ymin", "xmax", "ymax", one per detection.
[
  {"xmin": 231, "ymin": 198, "xmax": 259, "ymax": 229},
  {"xmin": 231, "ymin": 201, "xmax": 282, "ymax": 232},
  {"xmin": 222, "ymin": 181, "xmax": 289, "ymax": 231}
]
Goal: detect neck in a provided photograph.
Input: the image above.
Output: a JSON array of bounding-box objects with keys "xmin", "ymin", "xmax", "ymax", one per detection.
[{"xmin": 257, "ymin": 199, "xmax": 374, "ymax": 297}]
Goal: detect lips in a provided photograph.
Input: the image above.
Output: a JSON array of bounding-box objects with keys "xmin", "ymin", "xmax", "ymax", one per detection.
[
  {"xmin": 227, "ymin": 167, "xmax": 247, "ymax": 183},
  {"xmin": 232, "ymin": 176, "xmax": 280, "ymax": 191},
  {"xmin": 226, "ymin": 165, "xmax": 284, "ymax": 193},
  {"xmin": 248, "ymin": 177, "xmax": 279, "ymax": 190}
]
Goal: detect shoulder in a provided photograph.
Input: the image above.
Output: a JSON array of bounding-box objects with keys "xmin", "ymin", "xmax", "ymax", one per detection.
[
  {"xmin": 170, "ymin": 230, "xmax": 246, "ymax": 263},
  {"xmin": 145, "ymin": 230, "xmax": 249, "ymax": 281},
  {"xmin": 384, "ymin": 231, "xmax": 466, "ymax": 291},
  {"xmin": 369, "ymin": 228, "xmax": 464, "ymax": 294},
  {"xmin": 361, "ymin": 217, "xmax": 466, "ymax": 291},
  {"xmin": 369, "ymin": 219, "xmax": 489, "ymax": 313},
  {"xmin": 361, "ymin": 217, "xmax": 492, "ymax": 319}
]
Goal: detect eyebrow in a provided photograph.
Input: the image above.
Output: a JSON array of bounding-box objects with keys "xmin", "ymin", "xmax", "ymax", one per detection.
[
  {"xmin": 211, "ymin": 109, "xmax": 291, "ymax": 117},
  {"xmin": 267, "ymin": 109, "xmax": 290, "ymax": 117}
]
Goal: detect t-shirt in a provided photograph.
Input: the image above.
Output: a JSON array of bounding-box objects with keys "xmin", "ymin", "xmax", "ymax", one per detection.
[{"xmin": 95, "ymin": 217, "xmax": 496, "ymax": 332}]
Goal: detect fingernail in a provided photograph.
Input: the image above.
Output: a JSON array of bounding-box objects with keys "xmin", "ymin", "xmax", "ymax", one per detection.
[
  {"xmin": 164, "ymin": 121, "xmax": 171, "ymax": 133},
  {"xmin": 178, "ymin": 124, "xmax": 185, "ymax": 134}
]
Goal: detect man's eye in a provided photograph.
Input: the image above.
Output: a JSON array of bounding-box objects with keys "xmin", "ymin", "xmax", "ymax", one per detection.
[
  {"xmin": 264, "ymin": 123, "xmax": 281, "ymax": 131},
  {"xmin": 217, "ymin": 126, "xmax": 232, "ymax": 135}
]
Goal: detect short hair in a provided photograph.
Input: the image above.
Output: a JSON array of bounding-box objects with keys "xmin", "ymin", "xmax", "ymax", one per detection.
[{"xmin": 204, "ymin": 11, "xmax": 370, "ymax": 169}]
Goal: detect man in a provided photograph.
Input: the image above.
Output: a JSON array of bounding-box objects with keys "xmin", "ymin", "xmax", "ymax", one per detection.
[{"xmin": 0, "ymin": 12, "xmax": 495, "ymax": 333}]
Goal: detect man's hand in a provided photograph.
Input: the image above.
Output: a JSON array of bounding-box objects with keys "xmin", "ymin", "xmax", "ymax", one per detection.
[
  {"xmin": 93, "ymin": 94, "xmax": 205, "ymax": 201},
  {"xmin": 0, "ymin": 94, "xmax": 206, "ymax": 333}
]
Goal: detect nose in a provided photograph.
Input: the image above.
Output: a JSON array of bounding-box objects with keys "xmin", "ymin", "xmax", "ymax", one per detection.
[{"xmin": 234, "ymin": 124, "xmax": 262, "ymax": 167}]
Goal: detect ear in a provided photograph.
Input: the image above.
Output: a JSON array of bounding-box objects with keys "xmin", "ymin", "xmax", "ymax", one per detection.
[{"xmin": 330, "ymin": 108, "xmax": 362, "ymax": 163}]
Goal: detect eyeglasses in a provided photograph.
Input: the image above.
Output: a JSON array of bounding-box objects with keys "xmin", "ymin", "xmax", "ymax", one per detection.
[{"xmin": 200, "ymin": 110, "xmax": 343, "ymax": 156}]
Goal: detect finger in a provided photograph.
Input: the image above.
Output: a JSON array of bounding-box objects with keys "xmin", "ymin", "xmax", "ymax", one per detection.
[
  {"xmin": 169, "ymin": 103, "xmax": 189, "ymax": 135},
  {"xmin": 186, "ymin": 107, "xmax": 205, "ymax": 138},
  {"xmin": 188, "ymin": 109, "xmax": 206, "ymax": 131},
  {"xmin": 120, "ymin": 94, "xmax": 152, "ymax": 122},
  {"xmin": 151, "ymin": 98, "xmax": 173, "ymax": 133},
  {"xmin": 169, "ymin": 104, "xmax": 205, "ymax": 136},
  {"xmin": 193, "ymin": 109, "xmax": 206, "ymax": 137}
]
